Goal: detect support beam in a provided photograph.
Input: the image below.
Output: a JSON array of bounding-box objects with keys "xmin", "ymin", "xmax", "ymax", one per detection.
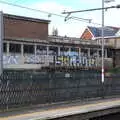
[
  {"xmin": 88, "ymin": 48, "xmax": 90, "ymax": 57},
  {"xmin": 0, "ymin": 11, "xmax": 3, "ymax": 75},
  {"xmin": 68, "ymin": 47, "xmax": 71, "ymax": 53},
  {"xmin": 21, "ymin": 43, "xmax": 23, "ymax": 56},
  {"xmin": 58, "ymin": 47, "xmax": 60, "ymax": 56},
  {"xmin": 97, "ymin": 49, "xmax": 100, "ymax": 67},
  {"xmin": 105, "ymin": 49, "xmax": 107, "ymax": 58},
  {"xmin": 78, "ymin": 47, "xmax": 81, "ymax": 57},
  {"xmin": 7, "ymin": 42, "xmax": 9, "ymax": 56},
  {"xmin": 46, "ymin": 46, "xmax": 49, "ymax": 55},
  {"xmin": 34, "ymin": 44, "xmax": 37, "ymax": 56}
]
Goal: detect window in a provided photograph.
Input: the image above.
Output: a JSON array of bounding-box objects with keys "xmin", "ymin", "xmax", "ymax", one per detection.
[
  {"xmin": 107, "ymin": 48, "xmax": 112, "ymax": 58},
  {"xmin": 49, "ymin": 46, "xmax": 58, "ymax": 55},
  {"xmin": 24, "ymin": 45, "xmax": 34, "ymax": 54},
  {"xmin": 9, "ymin": 43, "xmax": 21, "ymax": 53},
  {"xmin": 36, "ymin": 45, "xmax": 47, "ymax": 55},
  {"xmin": 71, "ymin": 47, "xmax": 78, "ymax": 52},
  {"xmin": 81, "ymin": 49, "xmax": 88, "ymax": 54},
  {"xmin": 99, "ymin": 50, "xmax": 106, "ymax": 57},
  {"xmin": 90, "ymin": 49, "xmax": 97, "ymax": 56},
  {"xmin": 3, "ymin": 43, "xmax": 7, "ymax": 52}
]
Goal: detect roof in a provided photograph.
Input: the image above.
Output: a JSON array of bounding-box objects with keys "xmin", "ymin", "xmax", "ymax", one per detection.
[
  {"xmin": 88, "ymin": 26, "xmax": 119, "ymax": 38},
  {"xmin": 4, "ymin": 13, "xmax": 50, "ymax": 24}
]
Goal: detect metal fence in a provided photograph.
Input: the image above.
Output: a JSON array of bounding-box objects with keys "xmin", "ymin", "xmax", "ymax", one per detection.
[{"xmin": 0, "ymin": 69, "xmax": 120, "ymax": 111}]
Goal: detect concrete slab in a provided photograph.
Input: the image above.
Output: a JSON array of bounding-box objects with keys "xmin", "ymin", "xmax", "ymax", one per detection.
[{"xmin": 1, "ymin": 98, "xmax": 120, "ymax": 120}]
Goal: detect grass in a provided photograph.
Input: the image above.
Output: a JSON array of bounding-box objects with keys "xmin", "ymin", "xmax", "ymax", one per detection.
[{"xmin": 108, "ymin": 67, "xmax": 120, "ymax": 73}]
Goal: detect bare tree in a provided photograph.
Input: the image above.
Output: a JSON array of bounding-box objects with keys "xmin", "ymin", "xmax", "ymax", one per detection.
[{"xmin": 52, "ymin": 27, "xmax": 58, "ymax": 36}]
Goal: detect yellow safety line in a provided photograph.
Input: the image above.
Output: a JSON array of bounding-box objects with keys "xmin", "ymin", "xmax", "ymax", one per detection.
[{"xmin": 1, "ymin": 99, "xmax": 120, "ymax": 120}]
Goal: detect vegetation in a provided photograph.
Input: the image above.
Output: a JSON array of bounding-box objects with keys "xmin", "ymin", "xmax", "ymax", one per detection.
[{"xmin": 106, "ymin": 67, "xmax": 120, "ymax": 74}]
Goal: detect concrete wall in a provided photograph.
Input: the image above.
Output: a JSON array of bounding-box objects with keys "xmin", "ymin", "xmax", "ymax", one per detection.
[
  {"xmin": 3, "ymin": 53, "xmax": 53, "ymax": 69},
  {"xmin": 115, "ymin": 38, "xmax": 120, "ymax": 49},
  {"xmin": 105, "ymin": 38, "xmax": 116, "ymax": 47},
  {"xmin": 97, "ymin": 58, "xmax": 113, "ymax": 68}
]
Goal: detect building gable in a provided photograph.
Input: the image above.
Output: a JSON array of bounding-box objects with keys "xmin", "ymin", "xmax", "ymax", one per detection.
[
  {"xmin": 80, "ymin": 28, "xmax": 94, "ymax": 40},
  {"xmin": 81, "ymin": 26, "xmax": 120, "ymax": 40}
]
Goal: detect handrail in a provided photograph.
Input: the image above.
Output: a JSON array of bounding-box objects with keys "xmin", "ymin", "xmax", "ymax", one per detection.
[
  {"xmin": 5, "ymin": 36, "xmax": 114, "ymax": 47},
  {"xmin": 48, "ymin": 36, "xmax": 114, "ymax": 47}
]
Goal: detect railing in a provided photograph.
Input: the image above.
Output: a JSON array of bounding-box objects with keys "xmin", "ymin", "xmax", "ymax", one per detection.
[
  {"xmin": 48, "ymin": 36, "xmax": 113, "ymax": 47},
  {"xmin": 0, "ymin": 70, "xmax": 120, "ymax": 111},
  {"xmin": 6, "ymin": 36, "xmax": 115, "ymax": 47},
  {"xmin": 48, "ymin": 36, "xmax": 97, "ymax": 45}
]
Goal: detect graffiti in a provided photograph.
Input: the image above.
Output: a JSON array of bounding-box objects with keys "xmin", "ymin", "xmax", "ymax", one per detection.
[
  {"xmin": 56, "ymin": 55, "xmax": 97, "ymax": 67},
  {"xmin": 3, "ymin": 55, "xmax": 20, "ymax": 65},
  {"xmin": 24, "ymin": 55, "xmax": 54, "ymax": 64},
  {"xmin": 2, "ymin": 52, "xmax": 97, "ymax": 67},
  {"xmin": 24, "ymin": 55, "xmax": 43, "ymax": 64}
]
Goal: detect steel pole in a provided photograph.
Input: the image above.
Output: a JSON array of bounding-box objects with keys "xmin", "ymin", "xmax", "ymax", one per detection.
[
  {"xmin": 0, "ymin": 11, "xmax": 3, "ymax": 75},
  {"xmin": 102, "ymin": 0, "xmax": 104, "ymax": 83}
]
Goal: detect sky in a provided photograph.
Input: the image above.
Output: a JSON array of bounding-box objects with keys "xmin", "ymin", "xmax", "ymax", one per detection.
[{"xmin": 0, "ymin": 0, "xmax": 120, "ymax": 37}]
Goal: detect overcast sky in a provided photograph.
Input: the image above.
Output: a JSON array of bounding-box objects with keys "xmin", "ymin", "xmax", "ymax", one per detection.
[{"xmin": 0, "ymin": 0, "xmax": 120, "ymax": 37}]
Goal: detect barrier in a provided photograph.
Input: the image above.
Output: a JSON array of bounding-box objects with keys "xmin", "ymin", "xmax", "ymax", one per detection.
[{"xmin": 0, "ymin": 69, "xmax": 120, "ymax": 111}]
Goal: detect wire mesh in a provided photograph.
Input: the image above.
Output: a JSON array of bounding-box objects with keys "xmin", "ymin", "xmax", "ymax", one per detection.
[{"xmin": 0, "ymin": 69, "xmax": 120, "ymax": 111}]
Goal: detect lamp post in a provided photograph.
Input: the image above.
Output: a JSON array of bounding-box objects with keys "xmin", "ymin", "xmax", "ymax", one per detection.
[
  {"xmin": 101, "ymin": 0, "xmax": 115, "ymax": 83},
  {"xmin": 62, "ymin": 1, "xmax": 119, "ymax": 83},
  {"xmin": 101, "ymin": 0, "xmax": 105, "ymax": 83}
]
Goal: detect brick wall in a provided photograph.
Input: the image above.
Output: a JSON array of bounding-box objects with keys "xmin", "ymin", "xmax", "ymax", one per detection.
[
  {"xmin": 80, "ymin": 29, "xmax": 93, "ymax": 40},
  {"xmin": 4, "ymin": 15, "xmax": 49, "ymax": 40}
]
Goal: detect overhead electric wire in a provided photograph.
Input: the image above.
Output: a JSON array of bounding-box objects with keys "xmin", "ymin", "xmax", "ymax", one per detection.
[
  {"xmin": 62, "ymin": 5, "xmax": 120, "ymax": 14},
  {"xmin": 13, "ymin": 0, "xmax": 24, "ymax": 4},
  {"xmin": 0, "ymin": 0, "xmax": 110, "ymax": 26}
]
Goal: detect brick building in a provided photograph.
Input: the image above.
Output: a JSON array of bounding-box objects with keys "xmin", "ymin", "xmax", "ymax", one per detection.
[
  {"xmin": 4, "ymin": 14, "xmax": 50, "ymax": 40},
  {"xmin": 80, "ymin": 26, "xmax": 120, "ymax": 67},
  {"xmin": 80, "ymin": 26, "xmax": 119, "ymax": 40},
  {"xmin": 3, "ymin": 13, "xmax": 51, "ymax": 69},
  {"xmin": 1, "ymin": 13, "xmax": 113, "ymax": 69}
]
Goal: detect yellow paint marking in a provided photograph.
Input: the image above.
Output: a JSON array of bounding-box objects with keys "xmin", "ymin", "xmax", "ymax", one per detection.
[{"xmin": 1, "ymin": 99, "xmax": 120, "ymax": 120}]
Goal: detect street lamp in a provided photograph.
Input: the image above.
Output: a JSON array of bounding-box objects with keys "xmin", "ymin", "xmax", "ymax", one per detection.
[
  {"xmin": 101, "ymin": 0, "xmax": 104, "ymax": 83},
  {"xmin": 101, "ymin": 0, "xmax": 115, "ymax": 83}
]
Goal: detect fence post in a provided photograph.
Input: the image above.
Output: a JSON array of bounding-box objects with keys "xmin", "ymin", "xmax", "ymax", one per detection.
[
  {"xmin": 30, "ymin": 74, "xmax": 33, "ymax": 105},
  {"xmin": 0, "ymin": 11, "xmax": 3, "ymax": 75},
  {"xmin": 6, "ymin": 80, "xmax": 9, "ymax": 111}
]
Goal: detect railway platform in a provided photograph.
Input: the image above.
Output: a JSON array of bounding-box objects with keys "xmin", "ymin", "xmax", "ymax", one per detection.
[{"xmin": 1, "ymin": 97, "xmax": 120, "ymax": 120}]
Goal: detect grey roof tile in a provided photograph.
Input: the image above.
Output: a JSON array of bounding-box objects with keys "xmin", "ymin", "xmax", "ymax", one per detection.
[{"xmin": 88, "ymin": 26, "xmax": 119, "ymax": 37}]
